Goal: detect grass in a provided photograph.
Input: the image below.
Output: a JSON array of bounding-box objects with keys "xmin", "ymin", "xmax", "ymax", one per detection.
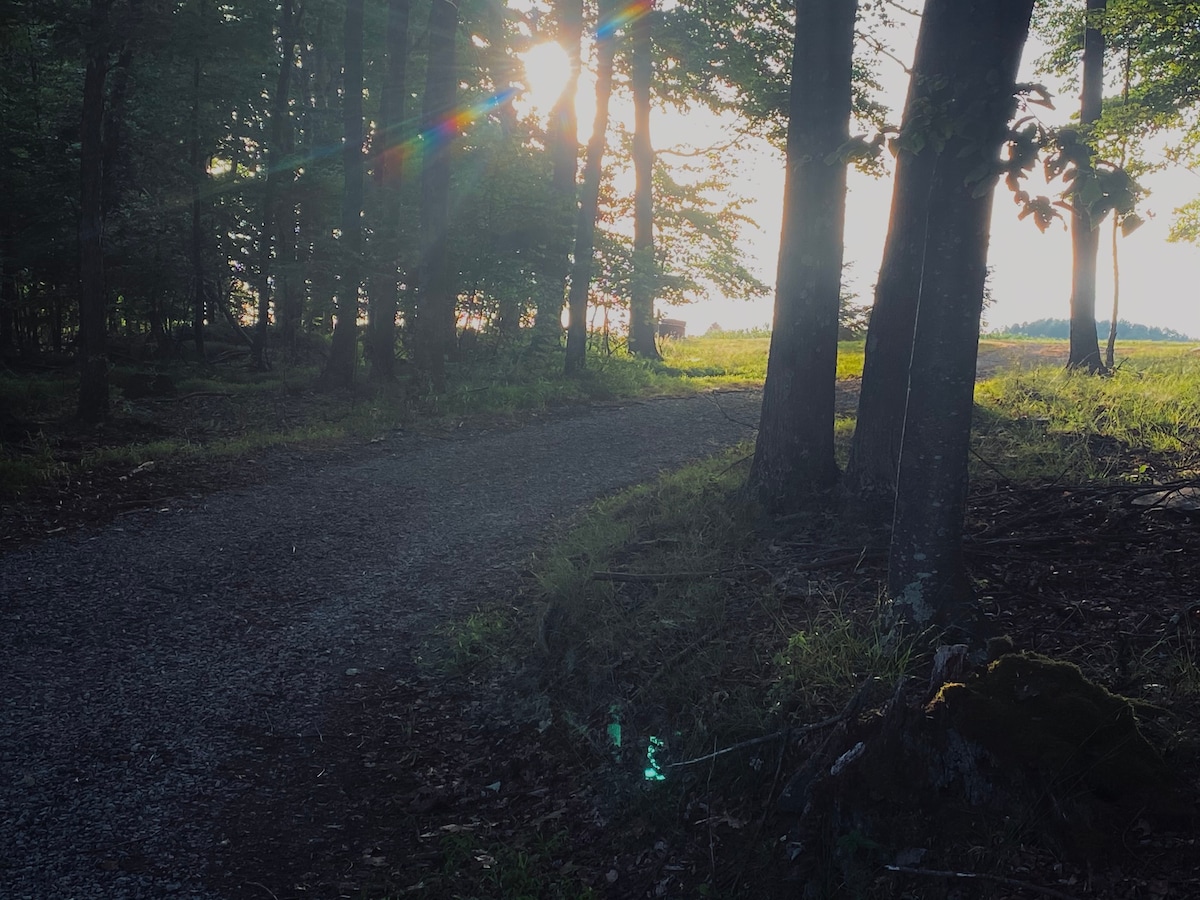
[
  {"xmin": 533, "ymin": 445, "xmax": 914, "ymax": 770},
  {"xmin": 973, "ymin": 345, "xmax": 1200, "ymax": 484},
  {"xmin": 428, "ymin": 830, "xmax": 599, "ymax": 900}
]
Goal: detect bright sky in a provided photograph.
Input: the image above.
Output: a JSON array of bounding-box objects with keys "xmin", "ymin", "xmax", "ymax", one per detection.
[{"xmin": 520, "ymin": 11, "xmax": 1200, "ymax": 339}]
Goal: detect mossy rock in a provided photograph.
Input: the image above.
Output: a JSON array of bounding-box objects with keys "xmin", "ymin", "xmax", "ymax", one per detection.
[{"xmin": 929, "ymin": 652, "xmax": 1178, "ymax": 815}]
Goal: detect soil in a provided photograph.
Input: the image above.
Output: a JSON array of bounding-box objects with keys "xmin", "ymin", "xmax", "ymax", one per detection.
[{"xmin": 2, "ymin": 346, "xmax": 1198, "ymax": 899}]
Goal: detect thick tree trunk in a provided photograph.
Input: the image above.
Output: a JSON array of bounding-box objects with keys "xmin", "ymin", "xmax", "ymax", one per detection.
[
  {"xmin": 564, "ymin": 0, "xmax": 617, "ymax": 375},
  {"xmin": 77, "ymin": 0, "xmax": 112, "ymax": 424},
  {"xmin": 324, "ymin": 0, "xmax": 365, "ymax": 388},
  {"xmin": 533, "ymin": 0, "xmax": 584, "ymax": 346},
  {"xmin": 748, "ymin": 0, "xmax": 857, "ymax": 509},
  {"xmin": 843, "ymin": 35, "xmax": 944, "ymax": 504},
  {"xmin": 1068, "ymin": 0, "xmax": 1107, "ymax": 373},
  {"xmin": 368, "ymin": 0, "xmax": 411, "ymax": 382},
  {"xmin": 412, "ymin": 0, "xmax": 459, "ymax": 392},
  {"xmin": 1106, "ymin": 213, "xmax": 1119, "ymax": 368},
  {"xmin": 627, "ymin": 3, "xmax": 660, "ymax": 360},
  {"xmin": 887, "ymin": 0, "xmax": 1035, "ymax": 632}
]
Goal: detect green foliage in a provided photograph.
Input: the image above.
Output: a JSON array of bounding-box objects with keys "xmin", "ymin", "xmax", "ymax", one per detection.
[
  {"xmin": 996, "ymin": 318, "xmax": 1194, "ymax": 341},
  {"xmin": 770, "ymin": 597, "xmax": 913, "ymax": 713}
]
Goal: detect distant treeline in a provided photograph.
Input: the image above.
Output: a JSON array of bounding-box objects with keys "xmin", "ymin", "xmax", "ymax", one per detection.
[{"xmin": 996, "ymin": 319, "xmax": 1194, "ymax": 342}]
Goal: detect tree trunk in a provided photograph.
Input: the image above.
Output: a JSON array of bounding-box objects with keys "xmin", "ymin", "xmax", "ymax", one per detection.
[
  {"xmin": 627, "ymin": 2, "xmax": 660, "ymax": 360},
  {"xmin": 1068, "ymin": 0, "xmax": 1107, "ymax": 373},
  {"xmin": 1, "ymin": 226, "xmax": 18, "ymax": 353},
  {"xmin": 564, "ymin": 0, "xmax": 617, "ymax": 375},
  {"xmin": 1106, "ymin": 212, "xmax": 1119, "ymax": 368},
  {"xmin": 748, "ymin": 0, "xmax": 857, "ymax": 510},
  {"xmin": 412, "ymin": 0, "xmax": 459, "ymax": 392},
  {"xmin": 368, "ymin": 0, "xmax": 411, "ymax": 382},
  {"xmin": 533, "ymin": 0, "xmax": 584, "ymax": 346},
  {"xmin": 77, "ymin": 0, "xmax": 112, "ymax": 424},
  {"xmin": 189, "ymin": 2, "xmax": 207, "ymax": 363},
  {"xmin": 252, "ymin": 0, "xmax": 296, "ymax": 370},
  {"xmin": 324, "ymin": 0, "xmax": 365, "ymax": 388},
  {"xmin": 843, "ymin": 28, "xmax": 945, "ymax": 504},
  {"xmin": 887, "ymin": 0, "xmax": 1035, "ymax": 632}
]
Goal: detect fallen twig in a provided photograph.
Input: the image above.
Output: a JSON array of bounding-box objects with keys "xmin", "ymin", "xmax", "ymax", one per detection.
[
  {"xmin": 153, "ymin": 391, "xmax": 235, "ymax": 402},
  {"xmin": 668, "ymin": 678, "xmax": 875, "ymax": 769},
  {"xmin": 885, "ymin": 865, "xmax": 1079, "ymax": 900},
  {"xmin": 592, "ymin": 570, "xmax": 718, "ymax": 583},
  {"xmin": 592, "ymin": 563, "xmax": 766, "ymax": 583}
]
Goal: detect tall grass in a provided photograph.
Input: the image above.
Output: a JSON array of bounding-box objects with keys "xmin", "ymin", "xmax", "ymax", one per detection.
[{"xmin": 973, "ymin": 349, "xmax": 1200, "ymax": 483}]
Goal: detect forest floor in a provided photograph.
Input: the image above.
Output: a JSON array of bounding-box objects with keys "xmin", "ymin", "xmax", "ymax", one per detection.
[{"xmin": 2, "ymin": 340, "xmax": 1197, "ymax": 899}]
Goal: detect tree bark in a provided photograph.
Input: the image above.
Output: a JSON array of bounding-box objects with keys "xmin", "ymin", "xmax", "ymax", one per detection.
[
  {"xmin": 1106, "ymin": 212, "xmax": 1119, "ymax": 368},
  {"xmin": 748, "ymin": 0, "xmax": 857, "ymax": 509},
  {"xmin": 887, "ymin": 0, "xmax": 1036, "ymax": 632},
  {"xmin": 189, "ymin": 1, "xmax": 207, "ymax": 363},
  {"xmin": 252, "ymin": 0, "xmax": 297, "ymax": 371},
  {"xmin": 564, "ymin": 0, "xmax": 617, "ymax": 375},
  {"xmin": 533, "ymin": 0, "xmax": 583, "ymax": 347},
  {"xmin": 627, "ymin": 2, "xmax": 660, "ymax": 360},
  {"xmin": 324, "ymin": 0, "xmax": 365, "ymax": 388},
  {"xmin": 843, "ymin": 26, "xmax": 945, "ymax": 504},
  {"xmin": 1068, "ymin": 0, "xmax": 1107, "ymax": 373},
  {"xmin": 368, "ymin": 0, "xmax": 411, "ymax": 382},
  {"xmin": 77, "ymin": 0, "xmax": 112, "ymax": 423},
  {"xmin": 412, "ymin": 0, "xmax": 459, "ymax": 392}
]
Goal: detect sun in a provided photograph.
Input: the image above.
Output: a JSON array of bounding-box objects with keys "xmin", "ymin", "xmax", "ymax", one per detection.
[{"xmin": 520, "ymin": 40, "xmax": 574, "ymax": 119}]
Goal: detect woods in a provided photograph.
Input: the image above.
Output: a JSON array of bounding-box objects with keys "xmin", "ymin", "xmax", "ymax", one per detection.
[{"xmin": 5, "ymin": 0, "xmax": 1200, "ymax": 895}]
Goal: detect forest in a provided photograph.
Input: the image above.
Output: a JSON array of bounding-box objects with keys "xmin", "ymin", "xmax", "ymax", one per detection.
[{"xmin": 4, "ymin": 0, "xmax": 1200, "ymax": 897}]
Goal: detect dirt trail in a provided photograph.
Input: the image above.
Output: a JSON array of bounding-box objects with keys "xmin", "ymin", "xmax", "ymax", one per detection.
[{"xmin": 0, "ymin": 392, "xmax": 762, "ymax": 900}]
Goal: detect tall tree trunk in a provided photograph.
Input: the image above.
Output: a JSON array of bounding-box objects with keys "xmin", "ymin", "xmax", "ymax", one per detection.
[
  {"xmin": 300, "ymin": 37, "xmax": 338, "ymax": 335},
  {"xmin": 1106, "ymin": 212, "xmax": 1119, "ymax": 368},
  {"xmin": 887, "ymin": 0, "xmax": 1036, "ymax": 633},
  {"xmin": 533, "ymin": 0, "xmax": 584, "ymax": 346},
  {"xmin": 748, "ymin": 0, "xmax": 857, "ymax": 509},
  {"xmin": 254, "ymin": 0, "xmax": 297, "ymax": 371},
  {"xmin": 1068, "ymin": 0, "xmax": 1107, "ymax": 373},
  {"xmin": 189, "ymin": 2, "xmax": 207, "ymax": 363},
  {"xmin": 1105, "ymin": 47, "xmax": 1131, "ymax": 371},
  {"xmin": 368, "ymin": 0, "xmax": 410, "ymax": 382},
  {"xmin": 77, "ymin": 0, "xmax": 112, "ymax": 424},
  {"xmin": 412, "ymin": 0, "xmax": 459, "ymax": 392},
  {"xmin": 324, "ymin": 0, "xmax": 365, "ymax": 388},
  {"xmin": 843, "ymin": 24, "xmax": 945, "ymax": 504},
  {"xmin": 627, "ymin": 1, "xmax": 660, "ymax": 360},
  {"xmin": 1, "ymin": 227, "xmax": 17, "ymax": 353},
  {"xmin": 564, "ymin": 0, "xmax": 617, "ymax": 375}
]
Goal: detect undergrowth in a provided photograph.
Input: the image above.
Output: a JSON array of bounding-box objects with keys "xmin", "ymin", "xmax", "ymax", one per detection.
[{"xmin": 533, "ymin": 445, "xmax": 912, "ymax": 776}]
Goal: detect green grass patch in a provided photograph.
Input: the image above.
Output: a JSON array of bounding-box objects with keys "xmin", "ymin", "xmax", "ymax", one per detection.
[
  {"xmin": 973, "ymin": 347, "xmax": 1200, "ymax": 484},
  {"xmin": 656, "ymin": 335, "xmax": 863, "ymax": 384},
  {"xmin": 533, "ymin": 446, "xmax": 913, "ymax": 770},
  {"xmin": 427, "ymin": 830, "xmax": 599, "ymax": 900}
]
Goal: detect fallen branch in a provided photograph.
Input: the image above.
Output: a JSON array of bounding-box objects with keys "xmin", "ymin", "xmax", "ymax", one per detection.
[
  {"xmin": 153, "ymin": 390, "xmax": 235, "ymax": 402},
  {"xmin": 668, "ymin": 678, "xmax": 875, "ymax": 769},
  {"xmin": 592, "ymin": 570, "xmax": 718, "ymax": 583},
  {"xmin": 592, "ymin": 563, "xmax": 766, "ymax": 583},
  {"xmin": 885, "ymin": 865, "xmax": 1079, "ymax": 900}
]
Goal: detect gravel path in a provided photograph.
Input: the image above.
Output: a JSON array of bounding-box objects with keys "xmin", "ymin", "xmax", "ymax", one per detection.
[{"xmin": 0, "ymin": 392, "xmax": 760, "ymax": 900}]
